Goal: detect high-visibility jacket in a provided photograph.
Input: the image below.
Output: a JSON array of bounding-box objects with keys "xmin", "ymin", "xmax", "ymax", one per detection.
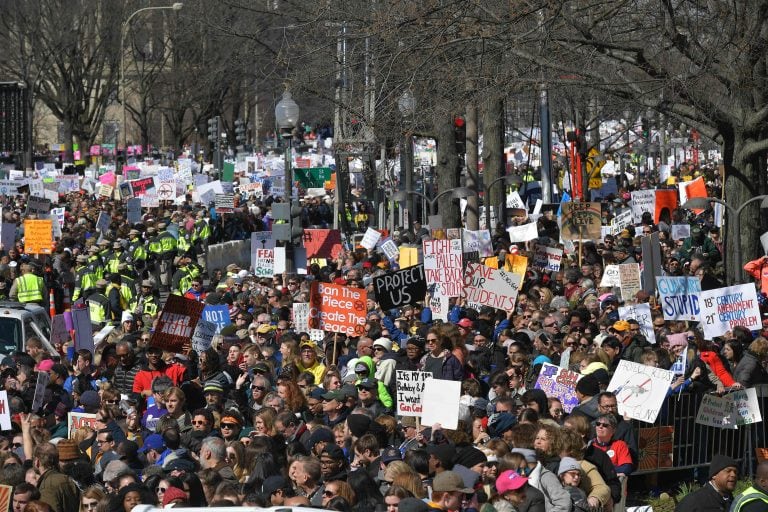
[
  {"xmin": 107, "ymin": 283, "xmax": 128, "ymax": 311},
  {"xmin": 120, "ymin": 276, "xmax": 136, "ymax": 305},
  {"xmin": 87, "ymin": 293, "xmax": 109, "ymax": 324},
  {"xmin": 731, "ymin": 486, "xmax": 768, "ymax": 511},
  {"xmin": 128, "ymin": 238, "xmax": 148, "ymax": 263},
  {"xmin": 157, "ymin": 231, "xmax": 177, "ymax": 255},
  {"xmin": 88, "ymin": 255, "xmax": 105, "ymax": 280},
  {"xmin": 105, "ymin": 251, "xmax": 124, "ymax": 274},
  {"xmin": 177, "ymin": 232, "xmax": 192, "ymax": 254},
  {"xmin": 130, "ymin": 295, "xmax": 158, "ymax": 318},
  {"xmin": 74, "ymin": 265, "xmax": 98, "ymax": 301},
  {"xmin": 15, "ymin": 274, "xmax": 44, "ymax": 303},
  {"xmin": 193, "ymin": 219, "xmax": 211, "ymax": 244}
]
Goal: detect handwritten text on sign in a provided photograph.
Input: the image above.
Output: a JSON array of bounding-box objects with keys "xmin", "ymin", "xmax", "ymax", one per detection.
[
  {"xmin": 423, "ymin": 239, "xmax": 463, "ymax": 297},
  {"xmin": 534, "ymin": 363, "xmax": 582, "ymax": 413},
  {"xmin": 700, "ymin": 283, "xmax": 761, "ymax": 339},
  {"xmin": 309, "ymin": 282, "xmax": 367, "ymax": 335},
  {"xmin": 656, "ymin": 276, "xmax": 701, "ymax": 321},
  {"xmin": 396, "ymin": 370, "xmax": 431, "ymax": 417},
  {"xmin": 462, "ymin": 263, "xmax": 521, "ymax": 311}
]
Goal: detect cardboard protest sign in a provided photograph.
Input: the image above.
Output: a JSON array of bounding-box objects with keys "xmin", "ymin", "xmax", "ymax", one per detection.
[
  {"xmin": 24, "ymin": 219, "xmax": 53, "ymax": 254},
  {"xmin": 0, "ymin": 392, "xmax": 10, "ymax": 430},
  {"xmin": 373, "ymin": 265, "xmax": 427, "ymax": 311},
  {"xmin": 618, "ymin": 263, "xmax": 642, "ymax": 302},
  {"xmin": 671, "ymin": 224, "xmax": 691, "ymax": 240},
  {"xmin": 396, "ymin": 370, "xmax": 431, "ymax": 416},
  {"xmin": 26, "ymin": 196, "xmax": 51, "ymax": 215},
  {"xmin": 630, "ymin": 190, "xmax": 656, "ymax": 224},
  {"xmin": 607, "ymin": 360, "xmax": 674, "ymax": 423},
  {"xmin": 421, "ymin": 378, "xmax": 461, "ymax": 430},
  {"xmin": 534, "ymin": 363, "xmax": 582, "ymax": 413},
  {"xmin": 462, "ymin": 263, "xmax": 521, "ymax": 311},
  {"xmin": 656, "ymin": 276, "xmax": 701, "ymax": 321},
  {"xmin": 308, "ymin": 282, "xmax": 367, "ymax": 336},
  {"xmin": 619, "ymin": 303, "xmax": 656, "ymax": 344},
  {"xmin": 151, "ymin": 295, "xmax": 204, "ymax": 352},
  {"xmin": 561, "ymin": 202, "xmax": 601, "ymax": 240},
  {"xmin": 423, "ymin": 239, "xmax": 463, "ymax": 297},
  {"xmin": 695, "ymin": 393, "xmax": 737, "ymax": 429},
  {"xmin": 303, "ymin": 229, "xmax": 343, "ymax": 259},
  {"xmin": 31, "ymin": 371, "xmax": 50, "ymax": 413},
  {"xmin": 126, "ymin": 198, "xmax": 142, "ymax": 225},
  {"xmin": 202, "ymin": 305, "xmax": 231, "ymax": 334},
  {"xmin": 728, "ymin": 388, "xmax": 763, "ymax": 426},
  {"xmin": 506, "ymin": 222, "xmax": 538, "ymax": 243},
  {"xmin": 700, "ymin": 283, "xmax": 761, "ymax": 339},
  {"xmin": 360, "ymin": 228, "xmax": 382, "ymax": 250},
  {"xmin": 252, "ymin": 248, "xmax": 274, "ymax": 278},
  {"xmin": 506, "ymin": 191, "xmax": 526, "ymax": 209},
  {"xmin": 191, "ymin": 319, "xmax": 216, "ymax": 353},
  {"xmin": 68, "ymin": 412, "xmax": 98, "ymax": 437},
  {"xmin": 533, "ymin": 245, "xmax": 563, "ymax": 272},
  {"xmin": 399, "ymin": 246, "xmax": 419, "ymax": 268}
]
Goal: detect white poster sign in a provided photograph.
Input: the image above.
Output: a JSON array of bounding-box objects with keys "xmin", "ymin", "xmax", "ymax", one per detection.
[
  {"xmin": 191, "ymin": 319, "xmax": 216, "ymax": 353},
  {"xmin": 293, "ymin": 303, "xmax": 310, "ymax": 333},
  {"xmin": 656, "ymin": 276, "xmax": 701, "ymax": 321},
  {"xmin": 600, "ymin": 265, "xmax": 621, "ymax": 287},
  {"xmin": 619, "ymin": 303, "xmax": 657, "ymax": 344},
  {"xmin": 506, "ymin": 222, "xmax": 538, "ymax": 243},
  {"xmin": 671, "ymin": 224, "xmax": 691, "ymax": 240},
  {"xmin": 630, "ymin": 189, "xmax": 656, "ymax": 224},
  {"xmin": 462, "ymin": 263, "xmax": 521, "ymax": 311},
  {"xmin": 618, "ymin": 263, "xmax": 642, "ymax": 302},
  {"xmin": 607, "ymin": 360, "xmax": 674, "ymax": 423},
  {"xmin": 360, "ymin": 228, "xmax": 381, "ymax": 250},
  {"xmin": 420, "ymin": 377, "xmax": 461, "ymax": 430},
  {"xmin": 533, "ymin": 245, "xmax": 563, "ymax": 272},
  {"xmin": 506, "ymin": 191, "xmax": 526, "ymax": 209},
  {"xmin": 252, "ymin": 248, "xmax": 274, "ymax": 278},
  {"xmin": 0, "ymin": 391, "xmax": 10, "ymax": 430},
  {"xmin": 700, "ymin": 283, "xmax": 761, "ymax": 339},
  {"xmin": 423, "ymin": 239, "xmax": 463, "ymax": 297},
  {"xmin": 395, "ymin": 370, "xmax": 431, "ymax": 417}
]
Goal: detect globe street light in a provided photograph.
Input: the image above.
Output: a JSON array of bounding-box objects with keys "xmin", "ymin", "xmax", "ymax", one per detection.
[
  {"xmin": 121, "ymin": 3, "xmax": 183, "ymax": 151},
  {"xmin": 275, "ymin": 89, "xmax": 300, "ymax": 204},
  {"xmin": 682, "ymin": 195, "xmax": 768, "ymax": 284}
]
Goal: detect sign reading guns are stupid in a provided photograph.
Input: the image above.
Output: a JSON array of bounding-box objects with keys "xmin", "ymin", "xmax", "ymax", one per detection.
[{"xmin": 656, "ymin": 276, "xmax": 701, "ymax": 321}]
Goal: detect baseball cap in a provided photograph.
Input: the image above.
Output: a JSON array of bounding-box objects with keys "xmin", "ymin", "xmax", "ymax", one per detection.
[
  {"xmin": 496, "ymin": 470, "xmax": 528, "ymax": 493},
  {"xmin": 357, "ymin": 378, "xmax": 378, "ymax": 390},
  {"xmin": 321, "ymin": 390, "xmax": 345, "ymax": 401},
  {"xmin": 432, "ymin": 470, "xmax": 474, "ymax": 493},
  {"xmin": 262, "ymin": 475, "xmax": 290, "ymax": 495},
  {"xmin": 612, "ymin": 320, "xmax": 630, "ymax": 332},
  {"xmin": 457, "ymin": 318, "xmax": 473, "ymax": 329},
  {"xmin": 381, "ymin": 446, "xmax": 402, "ymax": 464},
  {"xmin": 139, "ymin": 434, "xmax": 165, "ymax": 453}
]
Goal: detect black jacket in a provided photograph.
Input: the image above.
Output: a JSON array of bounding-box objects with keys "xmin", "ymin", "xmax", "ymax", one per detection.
[{"xmin": 675, "ymin": 482, "xmax": 733, "ymax": 512}]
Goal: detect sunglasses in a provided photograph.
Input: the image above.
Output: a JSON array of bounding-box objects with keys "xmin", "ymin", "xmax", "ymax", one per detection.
[
  {"xmin": 83, "ymin": 504, "xmax": 98, "ymax": 510},
  {"xmin": 252, "ymin": 385, "xmax": 266, "ymax": 391},
  {"xmin": 357, "ymin": 387, "xmax": 371, "ymax": 391},
  {"xmin": 192, "ymin": 420, "xmax": 208, "ymax": 426},
  {"xmin": 157, "ymin": 487, "xmax": 168, "ymax": 493},
  {"xmin": 221, "ymin": 423, "xmax": 238, "ymax": 429},
  {"xmin": 323, "ymin": 491, "xmax": 335, "ymax": 498},
  {"xmin": 595, "ymin": 422, "xmax": 612, "ymax": 428}
]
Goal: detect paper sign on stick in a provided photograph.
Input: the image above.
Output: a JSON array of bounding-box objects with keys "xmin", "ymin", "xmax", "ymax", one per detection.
[
  {"xmin": 420, "ymin": 377, "xmax": 461, "ymax": 430},
  {"xmin": 607, "ymin": 360, "xmax": 674, "ymax": 423},
  {"xmin": 395, "ymin": 370, "xmax": 431, "ymax": 417}
]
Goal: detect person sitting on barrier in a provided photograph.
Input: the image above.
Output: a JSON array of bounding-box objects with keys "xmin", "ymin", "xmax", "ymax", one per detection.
[
  {"xmin": 589, "ymin": 414, "xmax": 634, "ymax": 479},
  {"xmin": 674, "ymin": 454, "xmax": 738, "ymax": 512}
]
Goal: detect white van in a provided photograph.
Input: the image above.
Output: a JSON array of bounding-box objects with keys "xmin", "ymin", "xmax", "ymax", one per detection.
[{"xmin": 0, "ymin": 301, "xmax": 55, "ymax": 355}]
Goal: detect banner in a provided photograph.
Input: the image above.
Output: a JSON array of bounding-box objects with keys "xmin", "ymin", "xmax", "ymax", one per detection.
[
  {"xmin": 618, "ymin": 263, "xmax": 642, "ymax": 302},
  {"xmin": 151, "ymin": 295, "xmax": 205, "ymax": 352},
  {"xmin": 656, "ymin": 276, "xmax": 701, "ymax": 321},
  {"xmin": 607, "ymin": 360, "xmax": 674, "ymax": 423},
  {"xmin": 24, "ymin": 219, "xmax": 53, "ymax": 254},
  {"xmin": 304, "ymin": 229, "xmax": 343, "ymax": 259},
  {"xmin": 700, "ymin": 283, "xmax": 761, "ymax": 339},
  {"xmin": 533, "ymin": 245, "xmax": 563, "ymax": 272},
  {"xmin": 395, "ymin": 370, "xmax": 431, "ymax": 416},
  {"xmin": 619, "ymin": 303, "xmax": 657, "ymax": 344},
  {"xmin": 373, "ymin": 265, "xmax": 427, "ymax": 311},
  {"xmin": 252, "ymin": 248, "xmax": 274, "ymax": 278},
  {"xmin": 534, "ymin": 363, "xmax": 582, "ymax": 413},
  {"xmin": 308, "ymin": 282, "xmax": 367, "ymax": 335},
  {"xmin": 462, "ymin": 262, "xmax": 522, "ymax": 311},
  {"xmin": 202, "ymin": 304, "xmax": 231, "ymax": 334},
  {"xmin": 560, "ymin": 202, "xmax": 601, "ymax": 240},
  {"xmin": 423, "ymin": 239, "xmax": 463, "ymax": 297}
]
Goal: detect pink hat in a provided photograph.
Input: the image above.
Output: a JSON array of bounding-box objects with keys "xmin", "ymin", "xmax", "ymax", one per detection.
[
  {"xmin": 496, "ymin": 470, "xmax": 528, "ymax": 493},
  {"xmin": 457, "ymin": 318, "xmax": 473, "ymax": 329},
  {"xmin": 37, "ymin": 359, "xmax": 54, "ymax": 372}
]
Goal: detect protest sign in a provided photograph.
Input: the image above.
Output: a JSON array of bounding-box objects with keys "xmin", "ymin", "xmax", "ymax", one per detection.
[
  {"xmin": 421, "ymin": 377, "xmax": 461, "ymax": 429},
  {"xmin": 610, "ymin": 209, "xmax": 633, "ymax": 235},
  {"xmin": 619, "ymin": 303, "xmax": 657, "ymax": 344},
  {"xmin": 1, "ymin": 224, "xmax": 15, "ymax": 251},
  {"xmin": 0, "ymin": 392, "xmax": 10, "ymax": 430},
  {"xmin": 534, "ymin": 363, "xmax": 583, "ymax": 413},
  {"xmin": 31, "ymin": 371, "xmax": 50, "ymax": 413},
  {"xmin": 423, "ymin": 239, "xmax": 463, "ymax": 297},
  {"xmin": 202, "ymin": 305, "xmax": 231, "ymax": 334},
  {"xmin": 561, "ymin": 202, "xmax": 601, "ymax": 240},
  {"xmin": 252, "ymin": 248, "xmax": 275, "ymax": 278},
  {"xmin": 670, "ymin": 352, "xmax": 687, "ymax": 376},
  {"xmin": 462, "ymin": 263, "xmax": 521, "ymax": 311},
  {"xmin": 304, "ymin": 229, "xmax": 343, "ymax": 259},
  {"xmin": 24, "ymin": 219, "xmax": 53, "ymax": 254},
  {"xmin": 506, "ymin": 222, "xmax": 538, "ymax": 243},
  {"xmin": 430, "ymin": 294, "xmax": 449, "ymax": 322},
  {"xmin": 191, "ymin": 319, "xmax": 216, "ymax": 353},
  {"xmin": 671, "ymin": 224, "xmax": 691, "ymax": 240},
  {"xmin": 151, "ymin": 295, "xmax": 204, "ymax": 352},
  {"xmin": 129, "ymin": 177, "xmax": 155, "ymax": 197},
  {"xmin": 729, "ymin": 388, "xmax": 763, "ymax": 426},
  {"xmin": 656, "ymin": 276, "xmax": 701, "ymax": 321},
  {"xmin": 618, "ymin": 263, "xmax": 642, "ymax": 302},
  {"xmin": 360, "ymin": 228, "xmax": 382, "ymax": 250},
  {"xmin": 50, "ymin": 314, "xmax": 69, "ymax": 345},
  {"xmin": 293, "ymin": 303, "xmax": 310, "ymax": 333},
  {"xmin": 462, "ymin": 229, "xmax": 493, "ymax": 258},
  {"xmin": 395, "ymin": 370, "xmax": 431, "ymax": 416},
  {"xmin": 630, "ymin": 189, "xmax": 656, "ymax": 224},
  {"xmin": 0, "ymin": 485, "xmax": 11, "ymax": 512},
  {"xmin": 700, "ymin": 283, "xmax": 761, "ymax": 339},
  {"xmin": 26, "ymin": 196, "xmax": 51, "ymax": 215},
  {"xmin": 380, "ymin": 238, "xmax": 399, "ymax": 262},
  {"xmin": 140, "ymin": 193, "xmax": 159, "ymax": 207},
  {"xmin": 654, "ymin": 190, "xmax": 678, "ymax": 223},
  {"xmin": 373, "ymin": 265, "xmax": 427, "ymax": 311},
  {"xmin": 72, "ymin": 306, "xmax": 94, "ymax": 353},
  {"xmin": 399, "ymin": 246, "xmax": 419, "ymax": 268},
  {"xmin": 309, "ymin": 282, "xmax": 367, "ymax": 335},
  {"xmin": 126, "ymin": 198, "xmax": 142, "ymax": 224},
  {"xmin": 68, "ymin": 412, "xmax": 98, "ymax": 437},
  {"xmin": 214, "ymin": 194, "xmax": 234, "ymax": 213},
  {"xmin": 695, "ymin": 393, "xmax": 738, "ymax": 429},
  {"xmin": 533, "ymin": 245, "xmax": 563, "ymax": 272},
  {"xmin": 95, "ymin": 212, "xmax": 111, "ymax": 233},
  {"xmin": 608, "ymin": 360, "xmax": 674, "ymax": 423},
  {"xmin": 506, "ymin": 191, "xmax": 526, "ymax": 209},
  {"xmin": 98, "ymin": 184, "xmax": 114, "ymax": 198}
]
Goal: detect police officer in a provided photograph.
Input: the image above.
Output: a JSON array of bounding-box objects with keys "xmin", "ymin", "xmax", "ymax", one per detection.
[
  {"xmin": 86, "ymin": 279, "xmax": 110, "ymax": 327},
  {"xmin": 73, "ymin": 254, "xmax": 97, "ymax": 302},
  {"xmin": 106, "ymin": 274, "xmax": 127, "ymax": 323},
  {"xmin": 126, "ymin": 228, "xmax": 148, "ymax": 272},
  {"xmin": 130, "ymin": 279, "xmax": 159, "ymax": 323},
  {"xmin": 193, "ymin": 210, "xmax": 211, "ymax": 270},
  {"xmin": 10, "ymin": 263, "xmax": 47, "ymax": 307},
  {"xmin": 105, "ymin": 241, "xmax": 125, "ymax": 275}
]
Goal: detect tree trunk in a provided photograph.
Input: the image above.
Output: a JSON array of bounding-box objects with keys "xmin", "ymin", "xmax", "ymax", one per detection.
[
  {"xmin": 62, "ymin": 120, "xmax": 74, "ymax": 162},
  {"xmin": 435, "ymin": 112, "xmax": 460, "ymax": 228},
  {"xmin": 482, "ymin": 97, "xmax": 504, "ymax": 231},
  {"xmin": 465, "ymin": 102, "xmax": 479, "ymax": 230}
]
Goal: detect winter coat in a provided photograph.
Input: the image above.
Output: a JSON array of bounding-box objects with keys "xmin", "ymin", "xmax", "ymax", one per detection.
[
  {"xmin": 733, "ymin": 351, "xmax": 767, "ymax": 388},
  {"xmin": 674, "ymin": 481, "xmax": 732, "ymax": 512},
  {"xmin": 527, "ymin": 462, "xmax": 572, "ymax": 512},
  {"xmin": 419, "ymin": 349, "xmax": 464, "ymax": 381},
  {"xmin": 355, "ymin": 355, "xmax": 394, "ymax": 408}
]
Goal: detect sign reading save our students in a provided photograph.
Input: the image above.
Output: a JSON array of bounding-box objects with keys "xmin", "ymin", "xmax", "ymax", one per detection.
[
  {"xmin": 462, "ymin": 262, "xmax": 522, "ymax": 311},
  {"xmin": 373, "ymin": 265, "xmax": 427, "ymax": 311}
]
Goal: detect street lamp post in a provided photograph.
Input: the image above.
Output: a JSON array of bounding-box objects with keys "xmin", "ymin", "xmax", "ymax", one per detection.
[
  {"xmin": 120, "ymin": 3, "xmax": 182, "ymax": 152},
  {"xmin": 484, "ymin": 175, "xmax": 522, "ymax": 231},
  {"xmin": 398, "ymin": 90, "xmax": 416, "ymax": 224},
  {"xmin": 275, "ymin": 89, "xmax": 300, "ymax": 271},
  {"xmin": 682, "ymin": 195, "xmax": 768, "ymax": 284},
  {"xmin": 393, "ymin": 187, "xmax": 474, "ymax": 226}
]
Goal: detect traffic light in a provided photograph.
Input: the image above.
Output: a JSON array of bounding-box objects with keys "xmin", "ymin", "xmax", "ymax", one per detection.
[
  {"xmin": 289, "ymin": 201, "xmax": 304, "ymax": 245},
  {"xmin": 235, "ymin": 119, "xmax": 246, "ymax": 145},
  {"xmin": 207, "ymin": 116, "xmax": 219, "ymax": 142},
  {"xmin": 453, "ymin": 116, "xmax": 466, "ymax": 155},
  {"xmin": 272, "ymin": 202, "xmax": 304, "ymax": 245},
  {"xmin": 641, "ymin": 117, "xmax": 649, "ymax": 139}
]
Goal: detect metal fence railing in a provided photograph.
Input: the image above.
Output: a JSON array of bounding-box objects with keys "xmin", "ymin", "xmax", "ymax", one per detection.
[{"xmin": 631, "ymin": 384, "xmax": 768, "ymax": 477}]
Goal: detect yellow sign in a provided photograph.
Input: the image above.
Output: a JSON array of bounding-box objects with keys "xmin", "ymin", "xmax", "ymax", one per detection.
[
  {"xmin": 586, "ymin": 148, "xmax": 605, "ymax": 190},
  {"xmin": 24, "ymin": 219, "xmax": 53, "ymax": 254},
  {"xmin": 399, "ymin": 246, "xmax": 419, "ymax": 269}
]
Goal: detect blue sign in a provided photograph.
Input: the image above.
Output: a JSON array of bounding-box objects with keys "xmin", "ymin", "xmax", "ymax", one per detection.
[{"xmin": 202, "ymin": 305, "xmax": 231, "ymax": 334}]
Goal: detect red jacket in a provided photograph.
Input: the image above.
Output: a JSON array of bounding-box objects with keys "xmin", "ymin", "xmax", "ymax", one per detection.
[
  {"xmin": 699, "ymin": 351, "xmax": 735, "ymax": 387},
  {"xmin": 133, "ymin": 363, "xmax": 186, "ymax": 394},
  {"xmin": 744, "ymin": 256, "xmax": 768, "ymax": 295}
]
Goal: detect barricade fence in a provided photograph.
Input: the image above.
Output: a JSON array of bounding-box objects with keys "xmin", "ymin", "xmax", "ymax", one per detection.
[{"xmin": 631, "ymin": 384, "xmax": 768, "ymax": 476}]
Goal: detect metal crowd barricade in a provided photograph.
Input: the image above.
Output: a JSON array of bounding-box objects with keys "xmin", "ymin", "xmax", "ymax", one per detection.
[{"xmin": 631, "ymin": 384, "xmax": 768, "ymax": 477}]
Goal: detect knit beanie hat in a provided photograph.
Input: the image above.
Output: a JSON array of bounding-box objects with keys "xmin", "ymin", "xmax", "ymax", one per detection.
[{"xmin": 708, "ymin": 454, "xmax": 738, "ymax": 479}]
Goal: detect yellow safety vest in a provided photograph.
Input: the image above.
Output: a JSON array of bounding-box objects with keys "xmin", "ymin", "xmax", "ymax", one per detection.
[
  {"xmin": 731, "ymin": 486, "xmax": 768, "ymax": 512},
  {"xmin": 16, "ymin": 274, "xmax": 43, "ymax": 303}
]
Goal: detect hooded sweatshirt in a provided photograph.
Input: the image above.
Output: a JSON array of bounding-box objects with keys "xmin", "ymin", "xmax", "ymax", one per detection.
[{"xmin": 355, "ymin": 356, "xmax": 394, "ymax": 408}]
